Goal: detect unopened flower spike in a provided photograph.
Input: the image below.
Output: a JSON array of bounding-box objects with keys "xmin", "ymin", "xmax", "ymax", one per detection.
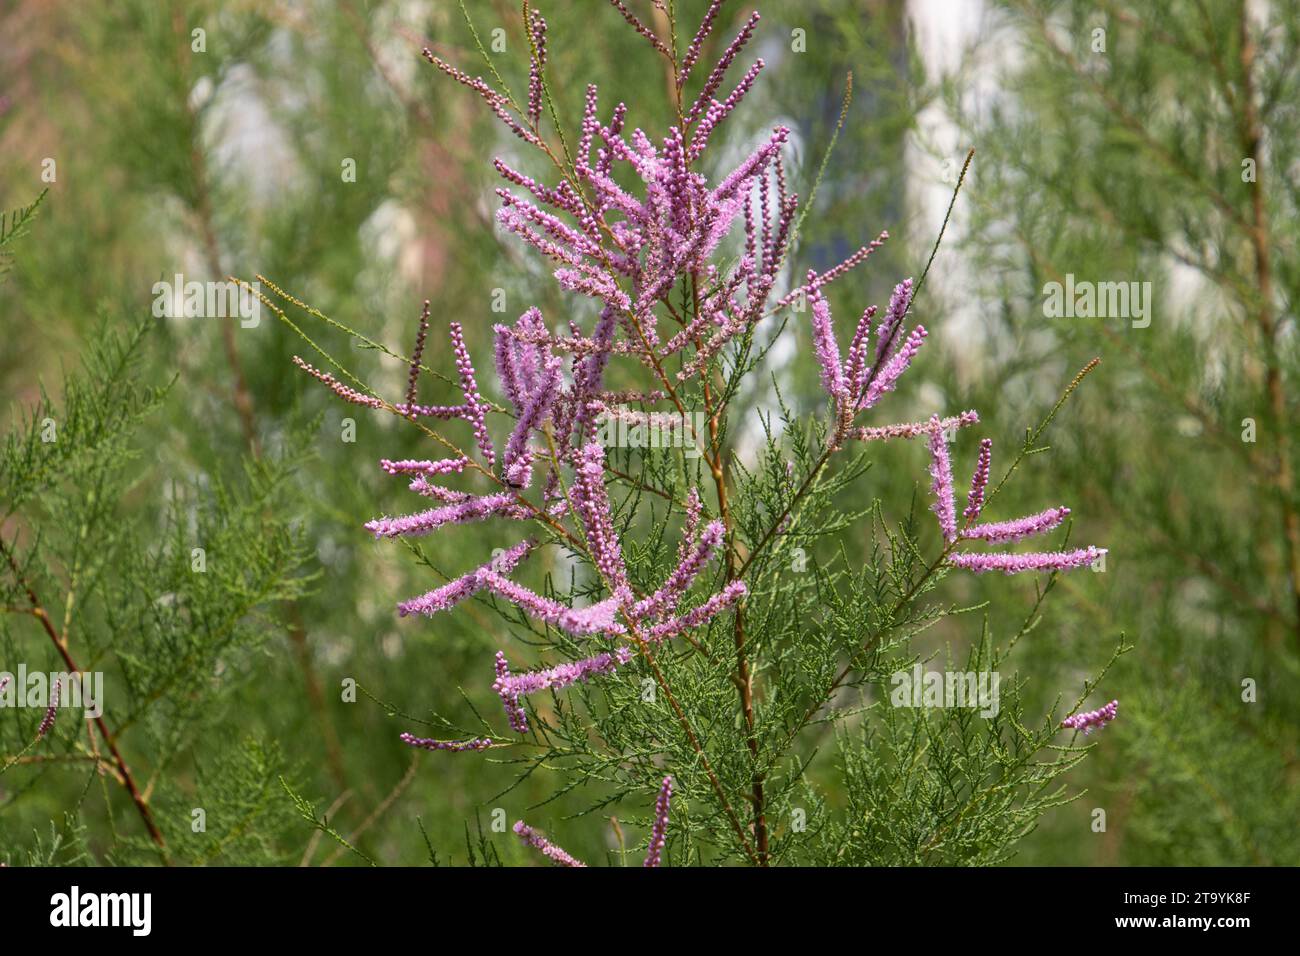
[
  {"xmin": 927, "ymin": 417, "xmax": 958, "ymax": 544},
  {"xmin": 679, "ymin": 0, "xmax": 723, "ymax": 84},
  {"xmin": 526, "ymin": 8, "xmax": 548, "ymax": 126},
  {"xmin": 399, "ymin": 734, "xmax": 492, "ymax": 753},
  {"xmin": 853, "ymin": 411, "xmax": 979, "ymax": 444},
  {"xmin": 404, "ymin": 299, "xmax": 431, "ymax": 413},
  {"xmin": 380, "ymin": 457, "xmax": 468, "ymax": 477},
  {"xmin": 964, "ymin": 438, "xmax": 992, "ymax": 522},
  {"xmin": 644, "ymin": 775, "xmax": 673, "ymax": 868},
  {"xmin": 35, "ymin": 679, "xmax": 59, "ymax": 742},
  {"xmin": 514, "ymin": 820, "xmax": 587, "ymax": 867},
  {"xmin": 292, "ymin": 356, "xmax": 384, "ymax": 410},
  {"xmin": 494, "ymin": 651, "xmax": 528, "ymax": 734}
]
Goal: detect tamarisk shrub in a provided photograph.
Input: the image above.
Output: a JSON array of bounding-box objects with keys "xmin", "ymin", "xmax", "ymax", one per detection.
[{"xmin": 289, "ymin": 1, "xmax": 1122, "ymax": 866}]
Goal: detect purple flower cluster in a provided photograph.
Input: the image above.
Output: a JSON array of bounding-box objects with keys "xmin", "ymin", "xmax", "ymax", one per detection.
[
  {"xmin": 397, "ymin": 539, "xmax": 534, "ymax": 617},
  {"xmin": 287, "ymin": 1, "xmax": 1112, "ymax": 864},
  {"xmin": 792, "ymin": 248, "xmax": 1103, "ymax": 575},
  {"xmin": 341, "ymin": 1, "xmax": 799, "ymax": 761},
  {"xmin": 920, "ymin": 422, "xmax": 1105, "ymax": 574},
  {"xmin": 805, "ymin": 273, "xmax": 932, "ymax": 448},
  {"xmin": 493, "ymin": 646, "xmax": 633, "ymax": 733},
  {"xmin": 1062, "ymin": 699, "xmax": 1119, "ymax": 735}
]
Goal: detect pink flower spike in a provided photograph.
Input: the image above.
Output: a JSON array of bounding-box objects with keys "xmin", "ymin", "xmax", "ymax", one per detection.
[
  {"xmin": 963, "ymin": 438, "xmax": 993, "ymax": 522},
  {"xmin": 36, "ymin": 680, "xmax": 59, "ymax": 741},
  {"xmin": 874, "ymin": 278, "xmax": 914, "ymax": 364},
  {"xmin": 632, "ymin": 520, "xmax": 725, "ymax": 620},
  {"xmin": 927, "ymin": 417, "xmax": 958, "ymax": 543},
  {"xmin": 1062, "ymin": 699, "xmax": 1119, "ymax": 735},
  {"xmin": 963, "ymin": 506, "xmax": 1070, "ymax": 543},
  {"xmin": 495, "ymin": 647, "xmax": 634, "ymax": 702},
  {"xmin": 807, "ymin": 282, "xmax": 844, "ymax": 401},
  {"xmin": 479, "ymin": 572, "xmax": 627, "ymax": 636},
  {"xmin": 948, "ymin": 547, "xmax": 1106, "ymax": 575},
  {"xmin": 643, "ymin": 775, "xmax": 673, "ymax": 867},
  {"xmin": 364, "ymin": 492, "xmax": 523, "ymax": 539},
  {"xmin": 647, "ymin": 579, "xmax": 747, "ymax": 642},
  {"xmin": 449, "ymin": 321, "xmax": 496, "ymax": 468},
  {"xmin": 514, "ymin": 820, "xmax": 587, "ymax": 867},
  {"xmin": 504, "ymin": 352, "xmax": 562, "ymax": 481},
  {"xmin": 572, "ymin": 442, "xmax": 629, "ymax": 591},
  {"xmin": 397, "ymin": 539, "xmax": 534, "ymax": 617},
  {"xmin": 494, "ymin": 652, "xmax": 529, "ymax": 733},
  {"xmin": 860, "ymin": 326, "xmax": 927, "ymax": 410},
  {"xmin": 379, "ymin": 457, "xmax": 469, "ymax": 476},
  {"xmin": 680, "ymin": 487, "xmax": 703, "ymax": 546}
]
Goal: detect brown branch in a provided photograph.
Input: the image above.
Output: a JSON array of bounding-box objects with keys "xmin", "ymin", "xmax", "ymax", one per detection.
[
  {"xmin": 1237, "ymin": 3, "xmax": 1300, "ymax": 644},
  {"xmin": 0, "ymin": 537, "xmax": 169, "ymax": 859},
  {"xmin": 693, "ymin": 272, "xmax": 767, "ymax": 864}
]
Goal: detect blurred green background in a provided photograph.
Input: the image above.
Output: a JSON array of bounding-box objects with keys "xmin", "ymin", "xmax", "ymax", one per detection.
[{"xmin": 1, "ymin": 0, "xmax": 1295, "ymax": 865}]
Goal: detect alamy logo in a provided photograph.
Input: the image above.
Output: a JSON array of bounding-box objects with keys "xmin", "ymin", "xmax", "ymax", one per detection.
[
  {"xmin": 890, "ymin": 665, "xmax": 1000, "ymax": 717},
  {"xmin": 0, "ymin": 666, "xmax": 102, "ymax": 719},
  {"xmin": 595, "ymin": 406, "xmax": 705, "ymax": 459},
  {"xmin": 50, "ymin": 886, "xmax": 151, "ymax": 936},
  {"xmin": 1042, "ymin": 273, "xmax": 1152, "ymax": 328},
  {"xmin": 151, "ymin": 274, "xmax": 260, "ymax": 328}
]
